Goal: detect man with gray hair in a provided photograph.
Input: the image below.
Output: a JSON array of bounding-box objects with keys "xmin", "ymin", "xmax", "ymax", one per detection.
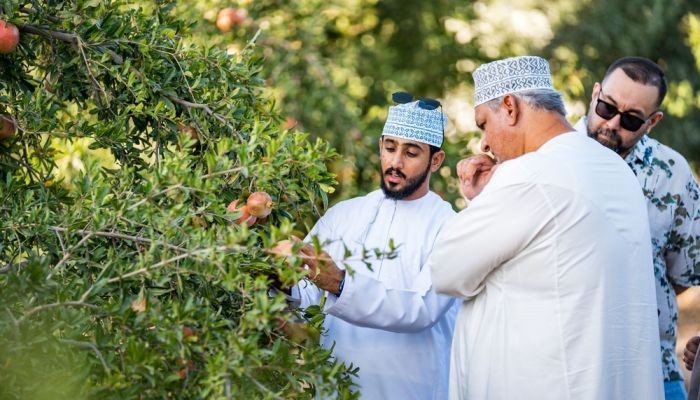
[{"xmin": 428, "ymin": 56, "xmax": 663, "ymax": 399}]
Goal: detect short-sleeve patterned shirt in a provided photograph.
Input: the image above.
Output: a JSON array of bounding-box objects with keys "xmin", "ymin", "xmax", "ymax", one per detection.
[
  {"xmin": 625, "ymin": 134, "xmax": 700, "ymax": 382},
  {"xmin": 577, "ymin": 119, "xmax": 700, "ymax": 382}
]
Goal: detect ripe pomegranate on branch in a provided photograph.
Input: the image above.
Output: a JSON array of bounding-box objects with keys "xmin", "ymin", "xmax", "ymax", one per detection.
[
  {"xmin": 0, "ymin": 20, "xmax": 19, "ymax": 54},
  {"xmin": 0, "ymin": 115, "xmax": 16, "ymax": 139},
  {"xmin": 246, "ymin": 191, "xmax": 273, "ymax": 218}
]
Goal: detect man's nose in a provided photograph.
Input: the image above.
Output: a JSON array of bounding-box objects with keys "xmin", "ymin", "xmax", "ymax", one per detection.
[
  {"xmin": 387, "ymin": 151, "xmax": 403, "ymax": 168},
  {"xmin": 480, "ymin": 139, "xmax": 491, "ymax": 153},
  {"xmin": 603, "ymin": 113, "xmax": 622, "ymax": 130}
]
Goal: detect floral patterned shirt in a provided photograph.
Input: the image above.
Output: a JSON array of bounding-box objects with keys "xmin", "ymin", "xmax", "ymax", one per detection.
[
  {"xmin": 577, "ymin": 118, "xmax": 700, "ymax": 382},
  {"xmin": 626, "ymin": 134, "xmax": 700, "ymax": 382}
]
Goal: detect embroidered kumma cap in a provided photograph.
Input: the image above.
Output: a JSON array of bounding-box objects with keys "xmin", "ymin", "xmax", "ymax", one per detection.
[
  {"xmin": 473, "ymin": 56, "xmax": 555, "ymax": 107},
  {"xmin": 382, "ymin": 100, "xmax": 446, "ymax": 148}
]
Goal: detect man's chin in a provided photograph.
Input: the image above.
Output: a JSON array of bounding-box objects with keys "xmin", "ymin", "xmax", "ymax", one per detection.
[
  {"xmin": 594, "ymin": 136, "xmax": 620, "ymax": 152},
  {"xmin": 589, "ymin": 131, "xmax": 620, "ymax": 152},
  {"xmin": 381, "ymin": 181, "xmax": 409, "ymax": 200}
]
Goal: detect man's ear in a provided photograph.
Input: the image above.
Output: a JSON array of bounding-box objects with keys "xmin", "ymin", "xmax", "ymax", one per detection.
[
  {"xmin": 430, "ymin": 150, "xmax": 445, "ymax": 173},
  {"xmin": 502, "ymin": 94, "xmax": 519, "ymax": 126},
  {"xmin": 591, "ymin": 82, "xmax": 601, "ymax": 103},
  {"xmin": 646, "ymin": 111, "xmax": 664, "ymax": 134}
]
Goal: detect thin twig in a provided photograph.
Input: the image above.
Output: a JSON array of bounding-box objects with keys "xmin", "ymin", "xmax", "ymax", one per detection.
[
  {"xmin": 50, "ymin": 227, "xmax": 187, "ymax": 254},
  {"xmin": 78, "ymin": 258, "xmax": 114, "ymax": 303},
  {"xmin": 60, "ymin": 339, "xmax": 111, "ymax": 373},
  {"xmin": 167, "ymin": 96, "xmax": 243, "ymax": 140},
  {"xmin": 5, "ymin": 308, "xmax": 21, "ymax": 338},
  {"xmin": 48, "ymin": 232, "xmax": 94, "ymax": 280},
  {"xmin": 127, "ymin": 183, "xmax": 183, "ymax": 211},
  {"xmin": 169, "ymin": 53, "xmax": 195, "ymax": 100},
  {"xmin": 106, "ymin": 246, "xmax": 227, "ymax": 283},
  {"xmin": 245, "ymin": 28, "xmax": 262, "ymax": 50},
  {"xmin": 224, "ymin": 376, "xmax": 232, "ymax": 400},
  {"xmin": 199, "ymin": 167, "xmax": 244, "ymax": 180},
  {"xmin": 19, "ymin": 7, "xmax": 62, "ymax": 23},
  {"xmin": 55, "ymin": 228, "xmax": 67, "ymax": 253},
  {"xmin": 246, "ymin": 373, "xmax": 285, "ymax": 400},
  {"xmin": 20, "ymin": 140, "xmax": 41, "ymax": 183},
  {"xmin": 76, "ymin": 37, "xmax": 107, "ymax": 106},
  {"xmin": 18, "ymin": 301, "xmax": 98, "ymax": 325},
  {"xmin": 0, "ymin": 257, "xmax": 27, "ymax": 274}
]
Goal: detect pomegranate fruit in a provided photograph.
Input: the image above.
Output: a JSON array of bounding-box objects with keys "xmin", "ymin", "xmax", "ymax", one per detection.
[
  {"xmin": 0, "ymin": 20, "xmax": 19, "ymax": 54},
  {"xmin": 0, "ymin": 114, "xmax": 16, "ymax": 139},
  {"xmin": 246, "ymin": 191, "xmax": 273, "ymax": 218}
]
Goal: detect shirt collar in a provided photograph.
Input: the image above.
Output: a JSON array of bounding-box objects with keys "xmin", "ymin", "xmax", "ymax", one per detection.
[{"xmin": 624, "ymin": 134, "xmax": 649, "ymax": 164}]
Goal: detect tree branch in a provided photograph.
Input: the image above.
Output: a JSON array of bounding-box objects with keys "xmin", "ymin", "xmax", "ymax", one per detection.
[
  {"xmin": 18, "ymin": 301, "xmax": 98, "ymax": 325},
  {"xmin": 50, "ymin": 227, "xmax": 187, "ymax": 254},
  {"xmin": 199, "ymin": 167, "xmax": 244, "ymax": 180},
  {"xmin": 48, "ymin": 231, "xmax": 94, "ymax": 280},
  {"xmin": 106, "ymin": 246, "xmax": 226, "ymax": 283},
  {"xmin": 60, "ymin": 339, "xmax": 111, "ymax": 373},
  {"xmin": 18, "ymin": 24, "xmax": 106, "ymax": 106},
  {"xmin": 167, "ymin": 96, "xmax": 243, "ymax": 140},
  {"xmin": 19, "ymin": 7, "xmax": 62, "ymax": 23},
  {"xmin": 0, "ymin": 258, "xmax": 27, "ymax": 274},
  {"xmin": 126, "ymin": 183, "xmax": 183, "ymax": 211},
  {"xmin": 18, "ymin": 24, "xmax": 78, "ymax": 44}
]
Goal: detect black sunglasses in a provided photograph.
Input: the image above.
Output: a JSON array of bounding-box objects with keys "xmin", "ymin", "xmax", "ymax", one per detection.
[
  {"xmin": 595, "ymin": 90, "xmax": 653, "ymax": 132},
  {"xmin": 392, "ymin": 92, "xmax": 441, "ymax": 110}
]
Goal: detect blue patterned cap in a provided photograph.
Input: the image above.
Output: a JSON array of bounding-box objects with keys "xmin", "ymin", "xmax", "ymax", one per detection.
[
  {"xmin": 472, "ymin": 56, "xmax": 555, "ymax": 107},
  {"xmin": 382, "ymin": 101, "xmax": 446, "ymax": 148}
]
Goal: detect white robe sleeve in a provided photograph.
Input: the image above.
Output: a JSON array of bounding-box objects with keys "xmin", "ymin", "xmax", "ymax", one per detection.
[
  {"xmin": 430, "ymin": 182, "xmax": 552, "ymax": 299},
  {"xmin": 322, "ymin": 264, "xmax": 457, "ymax": 333}
]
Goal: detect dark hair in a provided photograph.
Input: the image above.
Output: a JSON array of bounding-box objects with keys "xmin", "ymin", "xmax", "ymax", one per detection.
[{"xmin": 603, "ymin": 57, "xmax": 667, "ymax": 107}]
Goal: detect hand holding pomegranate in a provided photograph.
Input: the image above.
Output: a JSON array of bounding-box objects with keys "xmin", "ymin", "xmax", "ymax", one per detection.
[{"xmin": 226, "ymin": 200, "xmax": 256, "ymax": 226}]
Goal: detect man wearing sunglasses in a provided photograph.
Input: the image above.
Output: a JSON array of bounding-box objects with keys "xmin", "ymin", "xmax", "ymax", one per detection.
[
  {"xmin": 288, "ymin": 94, "xmax": 459, "ymax": 399},
  {"xmin": 429, "ymin": 56, "xmax": 663, "ymax": 399},
  {"xmin": 575, "ymin": 56, "xmax": 700, "ymax": 400}
]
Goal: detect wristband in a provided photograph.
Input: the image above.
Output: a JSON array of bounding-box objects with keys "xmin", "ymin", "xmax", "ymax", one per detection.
[{"xmin": 337, "ymin": 274, "xmax": 346, "ymax": 295}]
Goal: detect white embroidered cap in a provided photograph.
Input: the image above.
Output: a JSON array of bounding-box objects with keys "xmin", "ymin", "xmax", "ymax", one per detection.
[
  {"xmin": 472, "ymin": 56, "xmax": 555, "ymax": 106},
  {"xmin": 382, "ymin": 100, "xmax": 446, "ymax": 148}
]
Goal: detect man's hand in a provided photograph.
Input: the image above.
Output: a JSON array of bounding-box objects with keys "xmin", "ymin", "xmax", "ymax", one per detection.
[
  {"xmin": 299, "ymin": 244, "xmax": 345, "ymax": 295},
  {"xmin": 684, "ymin": 335, "xmax": 700, "ymax": 370},
  {"xmin": 456, "ymin": 154, "xmax": 498, "ymax": 200}
]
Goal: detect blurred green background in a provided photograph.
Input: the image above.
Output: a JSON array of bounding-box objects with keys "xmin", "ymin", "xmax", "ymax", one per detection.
[{"xmin": 67, "ymin": 0, "xmax": 700, "ymax": 208}]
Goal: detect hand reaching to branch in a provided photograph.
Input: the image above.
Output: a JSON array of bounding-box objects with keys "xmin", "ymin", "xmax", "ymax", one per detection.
[
  {"xmin": 456, "ymin": 154, "xmax": 498, "ymax": 200},
  {"xmin": 298, "ymin": 244, "xmax": 345, "ymax": 295}
]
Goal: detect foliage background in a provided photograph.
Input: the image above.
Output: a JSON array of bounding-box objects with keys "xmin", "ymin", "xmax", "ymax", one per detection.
[
  {"xmin": 179, "ymin": 0, "xmax": 699, "ymax": 208},
  {"xmin": 1, "ymin": 0, "xmax": 699, "ymax": 398}
]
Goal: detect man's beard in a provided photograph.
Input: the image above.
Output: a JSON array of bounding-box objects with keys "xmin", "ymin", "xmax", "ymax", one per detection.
[
  {"xmin": 587, "ymin": 127, "xmax": 633, "ymax": 156},
  {"xmin": 380, "ymin": 162, "xmax": 431, "ymax": 200}
]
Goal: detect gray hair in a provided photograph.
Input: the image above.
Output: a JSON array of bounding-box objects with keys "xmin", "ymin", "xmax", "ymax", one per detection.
[{"xmin": 486, "ymin": 89, "xmax": 567, "ymax": 116}]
